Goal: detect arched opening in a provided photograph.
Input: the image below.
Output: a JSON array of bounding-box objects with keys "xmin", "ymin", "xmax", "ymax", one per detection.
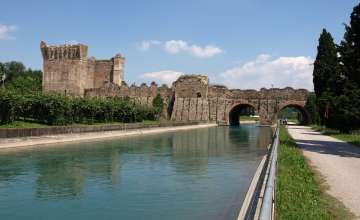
[
  {"xmin": 278, "ymin": 105, "xmax": 310, "ymax": 125},
  {"xmin": 228, "ymin": 104, "xmax": 257, "ymax": 126}
]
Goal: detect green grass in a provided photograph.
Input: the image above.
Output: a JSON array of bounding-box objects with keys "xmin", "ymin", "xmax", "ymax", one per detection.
[
  {"xmin": 0, "ymin": 120, "xmax": 49, "ymax": 128},
  {"xmin": 276, "ymin": 126, "xmax": 353, "ymax": 220},
  {"xmin": 312, "ymin": 125, "xmax": 360, "ymax": 147},
  {"xmin": 0, "ymin": 120, "xmax": 160, "ymax": 129},
  {"xmin": 239, "ymin": 115, "xmax": 259, "ymax": 121}
]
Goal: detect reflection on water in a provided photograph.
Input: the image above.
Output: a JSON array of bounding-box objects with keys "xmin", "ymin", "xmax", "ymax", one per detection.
[{"xmin": 0, "ymin": 125, "xmax": 272, "ymax": 220}]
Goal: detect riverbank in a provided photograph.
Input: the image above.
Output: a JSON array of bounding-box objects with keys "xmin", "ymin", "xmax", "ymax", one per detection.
[
  {"xmin": 0, "ymin": 123, "xmax": 217, "ymax": 150},
  {"xmin": 276, "ymin": 126, "xmax": 353, "ymax": 220}
]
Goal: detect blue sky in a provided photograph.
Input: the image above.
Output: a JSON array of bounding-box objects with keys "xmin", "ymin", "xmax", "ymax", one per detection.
[{"xmin": 0, "ymin": 0, "xmax": 358, "ymax": 90}]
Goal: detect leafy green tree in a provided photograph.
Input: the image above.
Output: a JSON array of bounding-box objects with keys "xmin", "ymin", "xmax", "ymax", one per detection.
[
  {"xmin": 6, "ymin": 69, "xmax": 42, "ymax": 93},
  {"xmin": 0, "ymin": 63, "xmax": 5, "ymax": 86},
  {"xmin": 152, "ymin": 94, "xmax": 164, "ymax": 118},
  {"xmin": 3, "ymin": 61, "xmax": 26, "ymax": 82}
]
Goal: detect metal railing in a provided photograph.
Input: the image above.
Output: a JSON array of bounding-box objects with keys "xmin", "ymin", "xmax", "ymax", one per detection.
[
  {"xmin": 238, "ymin": 122, "xmax": 280, "ymax": 220},
  {"xmin": 259, "ymin": 124, "xmax": 280, "ymax": 220}
]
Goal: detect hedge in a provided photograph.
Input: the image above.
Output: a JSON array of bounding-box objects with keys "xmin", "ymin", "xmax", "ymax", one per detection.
[{"xmin": 0, "ymin": 89, "xmax": 158, "ymax": 125}]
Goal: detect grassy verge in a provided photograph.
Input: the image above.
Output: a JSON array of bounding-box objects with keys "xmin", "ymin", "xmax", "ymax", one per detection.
[
  {"xmin": 0, "ymin": 120, "xmax": 161, "ymax": 129},
  {"xmin": 0, "ymin": 121, "xmax": 49, "ymax": 128},
  {"xmin": 239, "ymin": 115, "xmax": 259, "ymax": 121},
  {"xmin": 276, "ymin": 126, "xmax": 353, "ymax": 220},
  {"xmin": 312, "ymin": 125, "xmax": 360, "ymax": 147}
]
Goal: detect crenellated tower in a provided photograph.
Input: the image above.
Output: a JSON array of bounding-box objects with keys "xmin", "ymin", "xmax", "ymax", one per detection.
[{"xmin": 40, "ymin": 41, "xmax": 125, "ymax": 96}]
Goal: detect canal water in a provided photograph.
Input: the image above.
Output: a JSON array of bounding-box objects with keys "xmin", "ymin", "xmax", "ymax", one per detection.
[{"xmin": 0, "ymin": 124, "xmax": 272, "ymax": 220}]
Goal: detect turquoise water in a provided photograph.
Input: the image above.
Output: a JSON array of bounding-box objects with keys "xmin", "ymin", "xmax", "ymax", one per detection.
[{"xmin": 0, "ymin": 125, "xmax": 272, "ymax": 220}]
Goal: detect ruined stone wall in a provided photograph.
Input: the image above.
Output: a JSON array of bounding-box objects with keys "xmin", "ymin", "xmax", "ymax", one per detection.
[
  {"xmin": 41, "ymin": 41, "xmax": 89, "ymax": 96},
  {"xmin": 170, "ymin": 75, "xmax": 209, "ymax": 121},
  {"xmin": 84, "ymin": 82, "xmax": 174, "ymax": 118},
  {"xmin": 41, "ymin": 41, "xmax": 309, "ymax": 124},
  {"xmin": 170, "ymin": 75, "xmax": 309, "ymax": 125},
  {"xmin": 41, "ymin": 41, "xmax": 125, "ymax": 96}
]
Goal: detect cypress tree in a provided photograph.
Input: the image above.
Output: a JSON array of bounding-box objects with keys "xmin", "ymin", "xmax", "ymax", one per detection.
[
  {"xmin": 330, "ymin": 3, "xmax": 360, "ymax": 132},
  {"xmin": 313, "ymin": 29, "xmax": 339, "ymax": 124},
  {"xmin": 339, "ymin": 3, "xmax": 360, "ymax": 87}
]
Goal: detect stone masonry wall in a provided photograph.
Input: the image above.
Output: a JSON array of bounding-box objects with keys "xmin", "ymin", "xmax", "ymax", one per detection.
[
  {"xmin": 84, "ymin": 82, "xmax": 174, "ymax": 118},
  {"xmin": 41, "ymin": 41, "xmax": 309, "ymax": 125},
  {"xmin": 170, "ymin": 75, "xmax": 309, "ymax": 125},
  {"xmin": 41, "ymin": 41, "xmax": 125, "ymax": 96}
]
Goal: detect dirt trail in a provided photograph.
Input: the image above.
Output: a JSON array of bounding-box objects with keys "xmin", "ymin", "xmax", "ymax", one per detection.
[{"xmin": 287, "ymin": 126, "xmax": 360, "ymax": 219}]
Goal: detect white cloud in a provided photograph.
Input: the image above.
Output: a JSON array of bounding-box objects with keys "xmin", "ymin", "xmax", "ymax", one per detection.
[
  {"xmin": 136, "ymin": 39, "xmax": 223, "ymax": 58},
  {"xmin": 0, "ymin": 24, "xmax": 17, "ymax": 40},
  {"xmin": 164, "ymin": 40, "xmax": 223, "ymax": 58},
  {"xmin": 216, "ymin": 54, "xmax": 314, "ymax": 90},
  {"xmin": 164, "ymin": 40, "xmax": 188, "ymax": 54},
  {"xmin": 139, "ymin": 70, "xmax": 185, "ymax": 86},
  {"xmin": 188, "ymin": 45, "xmax": 223, "ymax": 58},
  {"xmin": 136, "ymin": 40, "xmax": 161, "ymax": 51}
]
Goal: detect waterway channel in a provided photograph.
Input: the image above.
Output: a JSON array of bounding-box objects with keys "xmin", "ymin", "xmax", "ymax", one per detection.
[{"xmin": 0, "ymin": 124, "xmax": 272, "ymax": 220}]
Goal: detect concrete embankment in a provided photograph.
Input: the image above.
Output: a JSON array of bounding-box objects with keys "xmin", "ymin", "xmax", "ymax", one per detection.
[{"xmin": 0, "ymin": 123, "xmax": 217, "ymax": 150}]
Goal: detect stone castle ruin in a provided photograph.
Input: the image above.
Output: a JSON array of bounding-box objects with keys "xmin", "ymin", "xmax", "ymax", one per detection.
[
  {"xmin": 41, "ymin": 41, "xmax": 124, "ymax": 96},
  {"xmin": 41, "ymin": 42, "xmax": 310, "ymax": 125}
]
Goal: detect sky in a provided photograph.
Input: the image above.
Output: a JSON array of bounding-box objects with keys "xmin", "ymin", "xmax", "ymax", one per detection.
[{"xmin": 0, "ymin": 0, "xmax": 358, "ymax": 90}]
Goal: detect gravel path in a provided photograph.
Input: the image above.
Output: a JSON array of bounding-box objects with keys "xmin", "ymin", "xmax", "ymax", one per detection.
[{"xmin": 287, "ymin": 125, "xmax": 360, "ymax": 218}]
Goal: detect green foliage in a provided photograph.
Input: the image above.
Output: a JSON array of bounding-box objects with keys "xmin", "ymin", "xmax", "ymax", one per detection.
[
  {"xmin": 6, "ymin": 69, "xmax": 42, "ymax": 93},
  {"xmin": 278, "ymin": 107, "xmax": 299, "ymax": 119},
  {"xmin": 312, "ymin": 3, "xmax": 360, "ymax": 132},
  {"xmin": 276, "ymin": 127, "xmax": 351, "ymax": 220},
  {"xmin": 313, "ymin": 29, "xmax": 340, "ymax": 99},
  {"xmin": 305, "ymin": 92, "xmax": 318, "ymax": 124},
  {"xmin": 0, "ymin": 61, "xmax": 42, "ymax": 92},
  {"xmin": 313, "ymin": 29, "xmax": 340, "ymax": 125},
  {"xmin": 339, "ymin": 3, "xmax": 360, "ymax": 87},
  {"xmin": 0, "ymin": 89, "xmax": 21, "ymax": 124},
  {"xmin": 152, "ymin": 93, "xmax": 164, "ymax": 118},
  {"xmin": 312, "ymin": 125, "xmax": 360, "ymax": 147},
  {"xmin": 0, "ymin": 89, "xmax": 158, "ymax": 126},
  {"xmin": 1, "ymin": 61, "xmax": 26, "ymax": 83}
]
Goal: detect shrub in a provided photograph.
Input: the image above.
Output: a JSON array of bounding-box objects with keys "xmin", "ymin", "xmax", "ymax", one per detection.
[{"xmin": 0, "ymin": 90, "xmax": 158, "ymax": 125}]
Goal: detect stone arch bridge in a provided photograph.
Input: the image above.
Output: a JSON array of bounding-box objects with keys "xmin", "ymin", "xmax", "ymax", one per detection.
[
  {"xmin": 170, "ymin": 75, "xmax": 310, "ymax": 125},
  {"xmin": 84, "ymin": 75, "xmax": 310, "ymax": 125}
]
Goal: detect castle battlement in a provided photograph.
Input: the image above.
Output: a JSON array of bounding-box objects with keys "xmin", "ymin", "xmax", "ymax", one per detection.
[
  {"xmin": 40, "ymin": 41, "xmax": 88, "ymax": 60},
  {"xmin": 41, "ymin": 41, "xmax": 124, "ymax": 96}
]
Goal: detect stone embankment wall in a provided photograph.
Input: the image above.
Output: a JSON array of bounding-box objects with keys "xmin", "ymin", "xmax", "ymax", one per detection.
[{"xmin": 0, "ymin": 121, "xmax": 202, "ymax": 139}]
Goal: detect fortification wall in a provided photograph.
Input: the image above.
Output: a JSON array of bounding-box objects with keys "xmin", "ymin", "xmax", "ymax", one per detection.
[
  {"xmin": 170, "ymin": 75, "xmax": 210, "ymax": 121},
  {"xmin": 84, "ymin": 82, "xmax": 174, "ymax": 118},
  {"xmin": 170, "ymin": 75, "xmax": 309, "ymax": 124},
  {"xmin": 41, "ymin": 41, "xmax": 125, "ymax": 96},
  {"xmin": 41, "ymin": 41, "xmax": 309, "ymax": 125}
]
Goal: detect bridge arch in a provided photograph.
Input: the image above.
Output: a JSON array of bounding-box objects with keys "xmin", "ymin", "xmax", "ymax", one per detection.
[
  {"xmin": 228, "ymin": 103, "xmax": 257, "ymax": 126},
  {"xmin": 277, "ymin": 103, "xmax": 310, "ymax": 125}
]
